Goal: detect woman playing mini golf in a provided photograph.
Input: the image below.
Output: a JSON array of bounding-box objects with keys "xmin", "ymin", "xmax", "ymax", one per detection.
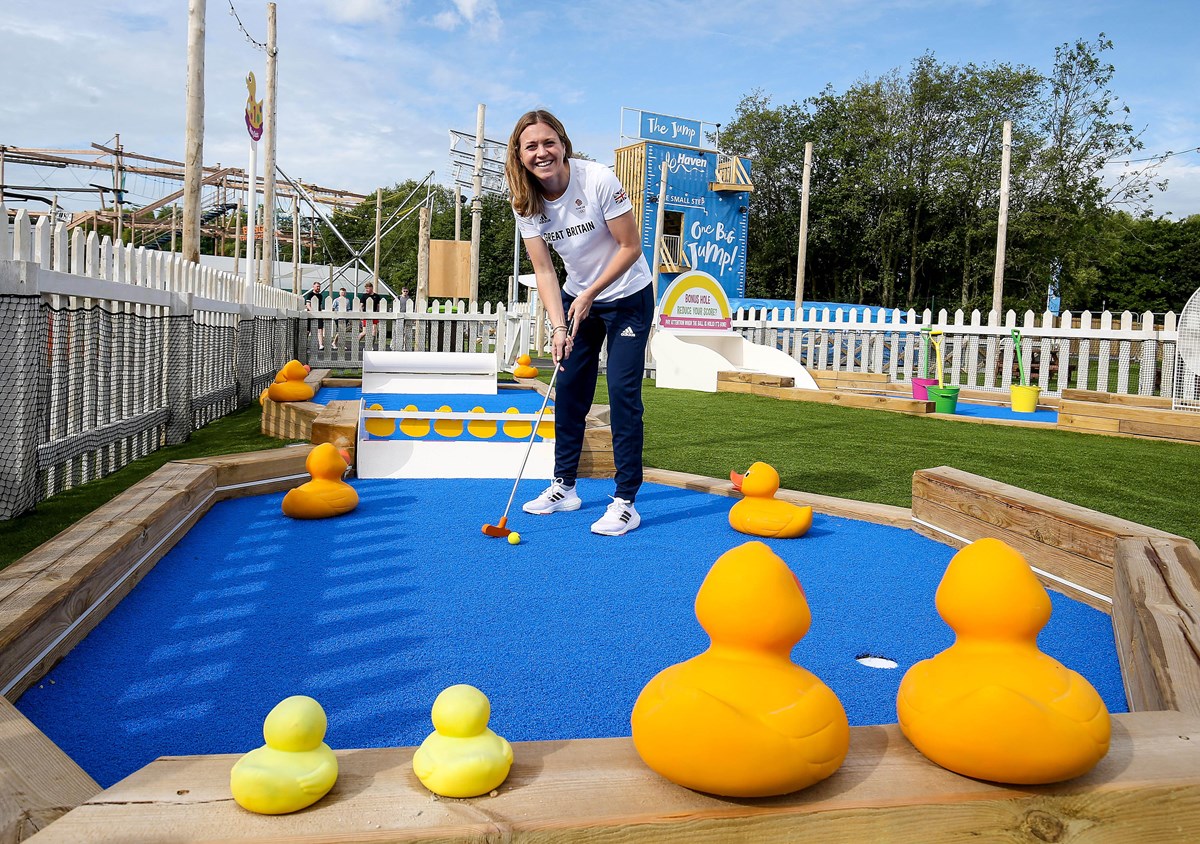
[{"xmin": 505, "ymin": 109, "xmax": 654, "ymax": 536}]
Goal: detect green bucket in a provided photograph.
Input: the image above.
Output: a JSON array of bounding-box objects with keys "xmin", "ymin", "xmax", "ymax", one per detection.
[{"xmin": 927, "ymin": 385, "xmax": 960, "ymax": 413}]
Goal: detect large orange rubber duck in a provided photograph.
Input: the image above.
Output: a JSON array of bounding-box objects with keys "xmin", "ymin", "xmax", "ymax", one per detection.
[
  {"xmin": 897, "ymin": 538, "xmax": 1111, "ymax": 784},
  {"xmin": 631, "ymin": 541, "xmax": 849, "ymax": 797},
  {"xmin": 267, "ymin": 360, "xmax": 315, "ymax": 402},
  {"xmin": 728, "ymin": 462, "xmax": 813, "ymax": 539},
  {"xmin": 281, "ymin": 443, "xmax": 358, "ymax": 519}
]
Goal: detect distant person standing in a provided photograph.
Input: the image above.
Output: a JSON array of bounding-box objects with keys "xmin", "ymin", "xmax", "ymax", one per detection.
[
  {"xmin": 358, "ymin": 282, "xmax": 384, "ymax": 342},
  {"xmin": 330, "ymin": 286, "xmax": 350, "ymax": 349},
  {"xmin": 397, "ymin": 287, "xmax": 412, "ymax": 313},
  {"xmin": 304, "ymin": 280, "xmax": 326, "ymax": 351}
]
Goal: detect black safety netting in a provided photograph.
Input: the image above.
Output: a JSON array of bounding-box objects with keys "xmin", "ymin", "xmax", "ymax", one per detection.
[{"xmin": 0, "ymin": 293, "xmax": 297, "ymax": 521}]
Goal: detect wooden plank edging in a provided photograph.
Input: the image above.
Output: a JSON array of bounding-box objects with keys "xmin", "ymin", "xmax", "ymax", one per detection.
[
  {"xmin": 643, "ymin": 468, "xmax": 912, "ymax": 528},
  {"xmin": 25, "ymin": 712, "xmax": 1200, "ymax": 843},
  {"xmin": 1113, "ymin": 536, "xmax": 1200, "ymax": 716}
]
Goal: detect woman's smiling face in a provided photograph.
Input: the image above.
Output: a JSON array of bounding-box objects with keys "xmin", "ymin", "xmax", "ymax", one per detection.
[{"xmin": 518, "ymin": 121, "xmax": 568, "ymax": 186}]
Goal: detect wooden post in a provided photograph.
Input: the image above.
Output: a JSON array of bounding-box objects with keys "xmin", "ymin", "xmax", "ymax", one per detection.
[
  {"xmin": 170, "ymin": 204, "xmax": 178, "ymax": 252},
  {"xmin": 416, "ymin": 206, "xmax": 430, "ymax": 312},
  {"xmin": 454, "ymin": 185, "xmax": 462, "ymax": 241},
  {"xmin": 291, "ymin": 193, "xmax": 300, "ymax": 293},
  {"xmin": 650, "ymin": 160, "xmax": 668, "ymax": 303},
  {"xmin": 112, "ymin": 134, "xmax": 123, "ymax": 244},
  {"xmin": 182, "ymin": 0, "xmax": 206, "ymax": 263},
  {"xmin": 794, "ymin": 141, "xmax": 813, "ymax": 314},
  {"xmin": 991, "ymin": 120, "xmax": 1011, "ymax": 321},
  {"xmin": 232, "ymin": 198, "xmax": 242, "ymax": 276},
  {"xmin": 373, "ymin": 187, "xmax": 382, "ymax": 288},
  {"xmin": 245, "ymin": 139, "xmax": 257, "ymax": 302},
  {"xmin": 469, "ymin": 103, "xmax": 485, "ymax": 306},
  {"xmin": 260, "ymin": 2, "xmax": 278, "ymax": 288},
  {"xmin": 511, "ymin": 220, "xmax": 521, "ymax": 306}
]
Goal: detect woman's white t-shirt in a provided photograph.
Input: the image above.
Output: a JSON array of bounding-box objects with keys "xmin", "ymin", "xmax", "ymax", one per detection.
[{"xmin": 516, "ymin": 158, "xmax": 652, "ymax": 302}]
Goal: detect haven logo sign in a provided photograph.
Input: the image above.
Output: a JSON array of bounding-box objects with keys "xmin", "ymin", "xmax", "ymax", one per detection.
[{"xmin": 658, "ymin": 270, "xmax": 732, "ymax": 331}]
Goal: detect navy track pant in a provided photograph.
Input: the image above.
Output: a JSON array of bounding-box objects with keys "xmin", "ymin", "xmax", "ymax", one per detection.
[{"xmin": 555, "ymin": 284, "xmax": 654, "ymax": 502}]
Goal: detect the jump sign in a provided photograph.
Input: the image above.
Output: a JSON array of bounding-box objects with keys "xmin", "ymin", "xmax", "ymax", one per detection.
[{"xmin": 639, "ymin": 110, "xmax": 701, "ymax": 149}]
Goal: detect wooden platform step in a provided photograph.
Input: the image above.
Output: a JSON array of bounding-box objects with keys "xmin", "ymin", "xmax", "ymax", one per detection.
[
  {"xmin": 717, "ymin": 379, "xmax": 933, "ymax": 415},
  {"xmin": 717, "ymin": 370, "xmax": 794, "ymax": 388},
  {"xmin": 1058, "ymin": 389, "xmax": 1200, "ymax": 444}
]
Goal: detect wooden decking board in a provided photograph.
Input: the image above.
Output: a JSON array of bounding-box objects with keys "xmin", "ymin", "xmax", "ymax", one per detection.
[
  {"xmin": 642, "ymin": 468, "xmax": 913, "ymax": 528},
  {"xmin": 25, "ymin": 712, "xmax": 1200, "ymax": 843},
  {"xmin": 1062, "ymin": 389, "xmax": 1174, "ymax": 408},
  {"xmin": 912, "ymin": 467, "xmax": 1175, "ymax": 567},
  {"xmin": 178, "ymin": 447, "xmax": 312, "ymax": 492},
  {"xmin": 0, "ymin": 697, "xmax": 100, "ymax": 841},
  {"xmin": 1060, "ymin": 400, "xmax": 1200, "ymax": 428},
  {"xmin": 1120, "ymin": 418, "xmax": 1200, "ymax": 443},
  {"xmin": 911, "ymin": 499, "xmax": 1113, "ymax": 609},
  {"xmin": 1113, "ymin": 537, "xmax": 1200, "ymax": 716}
]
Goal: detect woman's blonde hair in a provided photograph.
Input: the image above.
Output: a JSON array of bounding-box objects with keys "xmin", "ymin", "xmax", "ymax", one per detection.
[{"xmin": 506, "ymin": 110, "xmax": 574, "ymax": 218}]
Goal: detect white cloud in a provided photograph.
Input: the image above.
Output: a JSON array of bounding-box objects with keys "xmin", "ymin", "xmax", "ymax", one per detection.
[
  {"xmin": 324, "ymin": 0, "xmax": 400, "ymax": 25},
  {"xmin": 431, "ymin": 10, "xmax": 460, "ymax": 30}
]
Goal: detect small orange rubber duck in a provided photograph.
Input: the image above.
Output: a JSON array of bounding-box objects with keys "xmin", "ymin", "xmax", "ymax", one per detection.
[
  {"xmin": 729, "ymin": 462, "xmax": 813, "ymax": 539},
  {"xmin": 281, "ymin": 443, "xmax": 358, "ymax": 519},
  {"xmin": 897, "ymin": 538, "xmax": 1111, "ymax": 784},
  {"xmin": 631, "ymin": 541, "xmax": 849, "ymax": 797},
  {"xmin": 513, "ymin": 354, "xmax": 539, "ymax": 379},
  {"xmin": 266, "ymin": 359, "xmax": 315, "ymax": 402}
]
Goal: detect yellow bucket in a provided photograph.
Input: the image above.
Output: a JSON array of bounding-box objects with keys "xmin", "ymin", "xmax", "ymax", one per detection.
[{"xmin": 1010, "ymin": 384, "xmax": 1040, "ymax": 413}]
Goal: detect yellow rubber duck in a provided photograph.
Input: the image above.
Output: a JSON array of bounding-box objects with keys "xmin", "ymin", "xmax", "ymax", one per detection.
[
  {"xmin": 266, "ymin": 359, "xmax": 315, "ymax": 402},
  {"xmin": 728, "ymin": 461, "xmax": 813, "ymax": 539},
  {"xmin": 413, "ymin": 684, "xmax": 513, "ymax": 798},
  {"xmin": 897, "ymin": 538, "xmax": 1111, "ymax": 784},
  {"xmin": 631, "ymin": 541, "xmax": 849, "ymax": 797},
  {"xmin": 281, "ymin": 443, "xmax": 358, "ymax": 519},
  {"xmin": 512, "ymin": 354, "xmax": 539, "ymax": 380},
  {"xmin": 230, "ymin": 695, "xmax": 339, "ymax": 814}
]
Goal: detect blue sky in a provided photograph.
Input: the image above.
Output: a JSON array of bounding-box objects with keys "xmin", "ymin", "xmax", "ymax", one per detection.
[{"xmin": 2, "ymin": 0, "xmax": 1197, "ymax": 217}]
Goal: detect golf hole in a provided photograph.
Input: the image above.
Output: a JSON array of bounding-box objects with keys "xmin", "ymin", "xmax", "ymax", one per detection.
[{"xmin": 855, "ymin": 653, "xmax": 899, "ymax": 669}]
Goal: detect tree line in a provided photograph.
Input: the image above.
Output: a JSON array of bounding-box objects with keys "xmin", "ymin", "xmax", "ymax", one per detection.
[
  {"xmin": 718, "ymin": 35, "xmax": 1198, "ymax": 315},
  {"xmin": 252, "ymin": 34, "xmax": 1200, "ymax": 315}
]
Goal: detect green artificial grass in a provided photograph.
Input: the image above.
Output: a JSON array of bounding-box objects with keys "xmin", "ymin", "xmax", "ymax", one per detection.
[
  {"xmin": 639, "ymin": 382, "xmax": 1200, "ymax": 546},
  {"xmin": 2, "ymin": 380, "xmax": 1197, "ymax": 569},
  {"xmin": 0, "ymin": 406, "xmax": 296, "ymax": 569}
]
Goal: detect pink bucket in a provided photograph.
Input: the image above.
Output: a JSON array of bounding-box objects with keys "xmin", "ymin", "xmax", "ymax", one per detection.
[{"xmin": 912, "ymin": 377, "xmax": 939, "ymax": 401}]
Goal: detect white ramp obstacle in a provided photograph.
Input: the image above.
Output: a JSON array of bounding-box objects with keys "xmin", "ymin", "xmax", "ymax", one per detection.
[
  {"xmin": 651, "ymin": 271, "xmax": 818, "ymax": 393},
  {"xmin": 356, "ymin": 351, "xmax": 555, "ymax": 479}
]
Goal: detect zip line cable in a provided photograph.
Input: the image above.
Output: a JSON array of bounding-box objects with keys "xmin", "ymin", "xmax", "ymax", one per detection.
[{"xmin": 1113, "ymin": 146, "xmax": 1200, "ymax": 165}]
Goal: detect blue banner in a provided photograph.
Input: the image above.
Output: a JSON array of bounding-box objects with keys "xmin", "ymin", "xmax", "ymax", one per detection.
[
  {"xmin": 640, "ymin": 142, "xmax": 749, "ymax": 301},
  {"xmin": 638, "ymin": 111, "xmax": 702, "ymax": 148}
]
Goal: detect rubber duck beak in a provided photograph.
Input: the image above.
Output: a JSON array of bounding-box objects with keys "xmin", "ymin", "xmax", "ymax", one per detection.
[{"xmin": 730, "ymin": 470, "xmax": 744, "ymax": 491}]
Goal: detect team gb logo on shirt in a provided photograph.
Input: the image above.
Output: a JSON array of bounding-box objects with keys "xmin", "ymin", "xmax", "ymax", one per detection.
[{"xmin": 614, "ymin": 188, "xmax": 628, "ymax": 204}]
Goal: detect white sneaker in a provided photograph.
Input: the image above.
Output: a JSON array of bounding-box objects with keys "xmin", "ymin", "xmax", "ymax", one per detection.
[
  {"xmin": 591, "ymin": 496, "xmax": 640, "ymax": 536},
  {"xmin": 522, "ymin": 479, "xmax": 582, "ymax": 514}
]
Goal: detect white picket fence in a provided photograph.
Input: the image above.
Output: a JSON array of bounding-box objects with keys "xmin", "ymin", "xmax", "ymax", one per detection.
[
  {"xmin": 729, "ymin": 305, "xmax": 1182, "ymax": 398},
  {"xmin": 304, "ymin": 299, "xmax": 521, "ymax": 372}
]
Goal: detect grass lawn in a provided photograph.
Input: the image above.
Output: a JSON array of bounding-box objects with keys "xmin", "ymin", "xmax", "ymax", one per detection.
[{"xmin": 2, "ymin": 379, "xmax": 1197, "ymax": 569}]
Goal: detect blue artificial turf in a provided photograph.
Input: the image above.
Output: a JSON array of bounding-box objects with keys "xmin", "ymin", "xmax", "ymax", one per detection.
[
  {"xmin": 15, "ymin": 478, "xmax": 1125, "ymax": 787},
  {"xmin": 943, "ymin": 401, "xmax": 1058, "ymax": 423}
]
